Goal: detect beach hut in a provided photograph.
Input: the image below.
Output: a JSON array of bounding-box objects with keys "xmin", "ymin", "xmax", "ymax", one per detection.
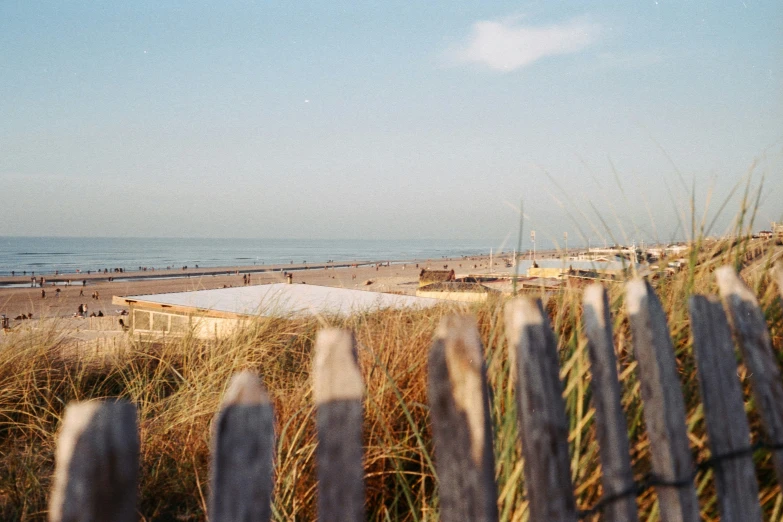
[
  {"xmin": 418, "ymin": 269, "xmax": 455, "ymax": 288},
  {"xmin": 415, "ymin": 281, "xmax": 499, "ymax": 303}
]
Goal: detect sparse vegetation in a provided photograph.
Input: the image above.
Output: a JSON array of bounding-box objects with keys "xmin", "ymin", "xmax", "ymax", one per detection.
[{"xmin": 0, "ymin": 238, "xmax": 781, "ymax": 521}]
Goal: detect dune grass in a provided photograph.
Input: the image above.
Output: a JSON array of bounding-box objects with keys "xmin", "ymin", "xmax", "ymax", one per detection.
[{"xmin": 0, "ymin": 237, "xmax": 782, "ymax": 521}]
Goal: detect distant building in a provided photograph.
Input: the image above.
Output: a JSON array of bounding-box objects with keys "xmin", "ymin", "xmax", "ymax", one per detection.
[
  {"xmin": 773, "ymin": 222, "xmax": 783, "ymax": 240},
  {"xmin": 665, "ymin": 244, "xmax": 689, "ymax": 256},
  {"xmin": 418, "ymin": 269, "xmax": 455, "ymax": 288},
  {"xmin": 416, "ymin": 282, "xmax": 499, "ymax": 302},
  {"xmin": 577, "ymin": 251, "xmax": 614, "ymax": 262},
  {"xmin": 526, "ymin": 260, "xmax": 634, "ymax": 279}
]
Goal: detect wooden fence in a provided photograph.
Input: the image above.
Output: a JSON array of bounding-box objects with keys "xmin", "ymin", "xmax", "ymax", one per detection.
[{"xmin": 47, "ymin": 265, "xmax": 783, "ymax": 521}]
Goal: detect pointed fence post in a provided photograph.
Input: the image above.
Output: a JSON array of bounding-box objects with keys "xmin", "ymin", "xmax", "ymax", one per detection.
[
  {"xmin": 49, "ymin": 400, "xmax": 138, "ymax": 522},
  {"xmin": 625, "ymin": 279, "xmax": 699, "ymax": 522},
  {"xmin": 505, "ymin": 297, "xmax": 577, "ymax": 521},
  {"xmin": 210, "ymin": 371, "xmax": 275, "ymax": 522},
  {"xmin": 428, "ymin": 315, "xmax": 498, "ymax": 522},
  {"xmin": 313, "ymin": 329, "xmax": 365, "ymax": 522},
  {"xmin": 689, "ymin": 294, "xmax": 762, "ymax": 522},
  {"xmin": 717, "ymin": 266, "xmax": 783, "ymax": 484},
  {"xmin": 582, "ymin": 284, "xmax": 639, "ymax": 521}
]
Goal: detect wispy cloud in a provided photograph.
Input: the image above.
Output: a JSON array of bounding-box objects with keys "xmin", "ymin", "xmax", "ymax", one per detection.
[{"xmin": 449, "ymin": 15, "xmax": 601, "ymax": 72}]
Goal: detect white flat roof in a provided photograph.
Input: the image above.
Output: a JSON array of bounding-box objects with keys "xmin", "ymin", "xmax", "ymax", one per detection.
[{"xmin": 117, "ymin": 283, "xmax": 442, "ymax": 317}]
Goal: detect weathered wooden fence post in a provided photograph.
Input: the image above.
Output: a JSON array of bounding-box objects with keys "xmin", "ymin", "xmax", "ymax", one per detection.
[
  {"xmin": 625, "ymin": 279, "xmax": 699, "ymax": 522},
  {"xmin": 582, "ymin": 284, "xmax": 639, "ymax": 521},
  {"xmin": 209, "ymin": 371, "xmax": 275, "ymax": 522},
  {"xmin": 505, "ymin": 297, "xmax": 577, "ymax": 521},
  {"xmin": 689, "ymin": 294, "xmax": 762, "ymax": 522},
  {"xmin": 717, "ymin": 266, "xmax": 783, "ymax": 484},
  {"xmin": 428, "ymin": 315, "xmax": 498, "ymax": 521},
  {"xmin": 313, "ymin": 328, "xmax": 365, "ymax": 522},
  {"xmin": 49, "ymin": 400, "xmax": 138, "ymax": 522}
]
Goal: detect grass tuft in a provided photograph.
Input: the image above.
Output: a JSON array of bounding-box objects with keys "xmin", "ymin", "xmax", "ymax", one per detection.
[{"xmin": 0, "ymin": 236, "xmax": 782, "ymax": 520}]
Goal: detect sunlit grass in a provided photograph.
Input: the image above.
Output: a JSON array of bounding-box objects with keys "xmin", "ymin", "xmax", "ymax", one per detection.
[{"xmin": 0, "ymin": 235, "xmax": 781, "ymax": 520}]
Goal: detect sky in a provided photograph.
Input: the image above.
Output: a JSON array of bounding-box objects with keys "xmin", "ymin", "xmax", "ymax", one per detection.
[{"xmin": 1, "ymin": 1, "xmax": 781, "ymax": 248}]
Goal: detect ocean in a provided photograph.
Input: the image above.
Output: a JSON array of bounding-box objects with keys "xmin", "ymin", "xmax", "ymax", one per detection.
[{"xmin": 0, "ymin": 237, "xmax": 494, "ymax": 277}]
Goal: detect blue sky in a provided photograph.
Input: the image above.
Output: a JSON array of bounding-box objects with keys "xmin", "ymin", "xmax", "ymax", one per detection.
[{"xmin": 1, "ymin": 1, "xmax": 781, "ymax": 247}]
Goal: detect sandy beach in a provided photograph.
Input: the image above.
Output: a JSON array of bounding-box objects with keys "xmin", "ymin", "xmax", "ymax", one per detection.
[{"xmin": 0, "ymin": 252, "xmax": 540, "ymax": 324}]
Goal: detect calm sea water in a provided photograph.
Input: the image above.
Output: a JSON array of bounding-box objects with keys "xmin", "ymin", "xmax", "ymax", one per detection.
[{"xmin": 0, "ymin": 237, "xmax": 493, "ymax": 277}]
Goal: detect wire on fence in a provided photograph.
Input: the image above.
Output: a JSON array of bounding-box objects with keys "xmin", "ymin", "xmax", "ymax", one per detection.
[{"xmin": 577, "ymin": 440, "xmax": 783, "ymax": 518}]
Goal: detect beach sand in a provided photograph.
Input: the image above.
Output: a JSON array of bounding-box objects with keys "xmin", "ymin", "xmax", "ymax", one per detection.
[{"xmin": 0, "ymin": 253, "xmax": 527, "ymax": 324}]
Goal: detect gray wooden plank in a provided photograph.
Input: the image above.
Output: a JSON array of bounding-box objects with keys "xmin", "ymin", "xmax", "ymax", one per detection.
[
  {"xmin": 313, "ymin": 328, "xmax": 365, "ymax": 522},
  {"xmin": 210, "ymin": 371, "xmax": 275, "ymax": 522},
  {"xmin": 717, "ymin": 265, "xmax": 783, "ymax": 484},
  {"xmin": 582, "ymin": 284, "xmax": 639, "ymax": 522},
  {"xmin": 49, "ymin": 400, "xmax": 139, "ymax": 522},
  {"xmin": 428, "ymin": 314, "xmax": 498, "ymax": 522},
  {"xmin": 689, "ymin": 294, "xmax": 761, "ymax": 522},
  {"xmin": 505, "ymin": 297, "xmax": 577, "ymax": 521},
  {"xmin": 625, "ymin": 279, "xmax": 699, "ymax": 522}
]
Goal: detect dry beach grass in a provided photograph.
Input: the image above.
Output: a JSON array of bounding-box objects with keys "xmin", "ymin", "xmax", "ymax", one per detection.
[{"xmin": 0, "ymin": 238, "xmax": 782, "ymax": 520}]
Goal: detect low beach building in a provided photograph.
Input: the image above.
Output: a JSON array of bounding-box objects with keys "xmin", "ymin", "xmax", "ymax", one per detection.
[
  {"xmin": 418, "ymin": 269, "xmax": 455, "ymax": 288},
  {"xmin": 415, "ymin": 281, "xmax": 499, "ymax": 302},
  {"xmin": 112, "ymin": 283, "xmax": 441, "ymax": 339},
  {"xmin": 773, "ymin": 222, "xmax": 783, "ymax": 241},
  {"xmin": 526, "ymin": 259, "xmax": 634, "ymax": 279}
]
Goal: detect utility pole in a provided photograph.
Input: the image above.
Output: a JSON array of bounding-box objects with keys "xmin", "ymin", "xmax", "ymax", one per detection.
[{"xmin": 531, "ymin": 231, "xmax": 536, "ymax": 262}]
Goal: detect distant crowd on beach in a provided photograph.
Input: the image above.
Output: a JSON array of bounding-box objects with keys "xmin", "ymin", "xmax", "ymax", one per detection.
[
  {"xmin": 5, "ymin": 265, "xmax": 206, "ymax": 279},
  {"xmin": 39, "ymin": 285, "xmax": 102, "ymax": 300},
  {"xmin": 75, "ymin": 303, "xmax": 104, "ymax": 318},
  {"xmin": 10, "ymin": 267, "xmax": 128, "ymax": 278},
  {"xmin": 32, "ymin": 277, "xmax": 90, "ymax": 290}
]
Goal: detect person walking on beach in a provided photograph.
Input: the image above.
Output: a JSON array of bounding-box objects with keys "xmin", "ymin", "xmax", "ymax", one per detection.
[{"xmin": 41, "ymin": 289, "xmax": 46, "ymax": 299}]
